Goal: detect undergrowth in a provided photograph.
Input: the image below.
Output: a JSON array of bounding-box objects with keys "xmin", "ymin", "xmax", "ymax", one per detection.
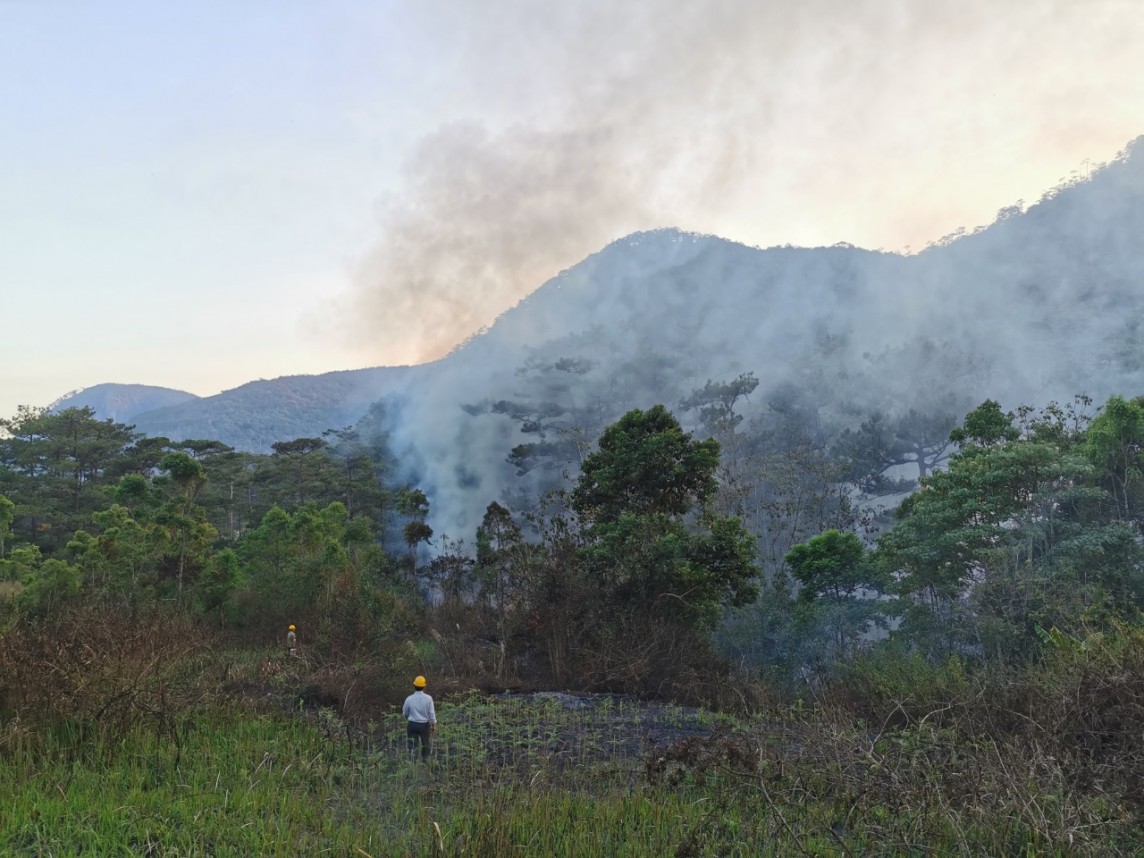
[{"xmin": 1, "ymin": 605, "xmax": 1142, "ymax": 855}]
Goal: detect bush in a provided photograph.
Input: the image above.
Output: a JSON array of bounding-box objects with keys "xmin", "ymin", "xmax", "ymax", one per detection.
[
  {"xmin": 0, "ymin": 601, "xmax": 218, "ymax": 755},
  {"xmin": 831, "ymin": 647, "xmax": 972, "ymax": 727}
]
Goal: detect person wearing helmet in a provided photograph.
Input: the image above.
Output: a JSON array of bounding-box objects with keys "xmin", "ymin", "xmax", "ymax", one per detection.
[
  {"xmin": 402, "ymin": 675, "xmax": 437, "ymax": 761},
  {"xmin": 286, "ymin": 624, "xmax": 297, "ymax": 656}
]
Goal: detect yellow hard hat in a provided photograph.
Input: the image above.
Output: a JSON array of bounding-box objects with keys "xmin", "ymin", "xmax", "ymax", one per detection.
[
  {"xmin": 288, "ymin": 624, "xmax": 296, "ymax": 631},
  {"xmin": 413, "ymin": 675, "xmax": 427, "ymax": 688}
]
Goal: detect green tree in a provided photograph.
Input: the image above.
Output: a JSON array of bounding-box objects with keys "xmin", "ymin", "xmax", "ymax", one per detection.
[
  {"xmin": 151, "ymin": 500, "xmax": 218, "ymax": 602},
  {"xmin": 785, "ymin": 529, "xmax": 884, "ymax": 659},
  {"xmin": 238, "ymin": 505, "xmax": 292, "ymax": 612},
  {"xmin": 0, "ymin": 544, "xmax": 40, "ymax": 587},
  {"xmin": 269, "ymin": 437, "xmax": 335, "ymax": 506},
  {"xmin": 237, "ymin": 501, "xmax": 396, "ymax": 652},
  {"xmin": 146, "ymin": 453, "xmax": 217, "ymax": 601},
  {"xmin": 949, "ymin": 399, "xmax": 1020, "ymax": 447},
  {"xmin": 196, "ymin": 547, "xmax": 243, "ymax": 622},
  {"xmin": 1084, "ymin": 394, "xmax": 1144, "ymax": 522},
  {"xmin": 0, "ymin": 406, "xmax": 137, "ymax": 553},
  {"xmin": 571, "ymin": 406, "xmax": 759, "ymax": 688},
  {"xmin": 160, "ymin": 452, "xmax": 207, "ymax": 501},
  {"xmin": 0, "ymin": 493, "xmax": 13, "ymax": 558},
  {"xmin": 321, "ymin": 426, "xmax": 390, "ymax": 521},
  {"xmin": 786, "ymin": 529, "xmax": 874, "ymax": 603},
  {"xmin": 113, "ymin": 473, "xmax": 156, "ymax": 516},
  {"xmin": 67, "ymin": 504, "xmax": 156, "ymax": 600},
  {"xmin": 572, "ymin": 404, "xmax": 721, "ymax": 525},
  {"xmin": 877, "ymin": 397, "xmax": 1144, "ymax": 663},
  {"xmin": 115, "ymin": 435, "xmax": 177, "ymax": 476},
  {"xmin": 5, "ymin": 545, "xmax": 81, "ymax": 616}
]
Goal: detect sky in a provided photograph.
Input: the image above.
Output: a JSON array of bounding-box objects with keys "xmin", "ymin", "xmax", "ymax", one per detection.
[{"xmin": 2, "ymin": 0, "xmax": 1143, "ymax": 421}]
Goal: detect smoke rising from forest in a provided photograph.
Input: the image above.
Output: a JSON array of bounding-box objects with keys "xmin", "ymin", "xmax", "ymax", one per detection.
[
  {"xmin": 367, "ymin": 137, "xmax": 1144, "ymax": 543},
  {"xmin": 344, "ymin": 0, "xmax": 1144, "ymax": 367},
  {"xmin": 306, "ymin": 0, "xmax": 1144, "ymax": 542}
]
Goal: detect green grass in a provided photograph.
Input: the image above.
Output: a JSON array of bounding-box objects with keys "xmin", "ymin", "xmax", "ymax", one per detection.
[
  {"xmin": 0, "ymin": 703, "xmax": 723, "ymax": 856},
  {"xmin": 0, "ymin": 692, "xmax": 1139, "ymax": 856},
  {"xmin": 2, "ymin": 713, "xmax": 356, "ymax": 855}
]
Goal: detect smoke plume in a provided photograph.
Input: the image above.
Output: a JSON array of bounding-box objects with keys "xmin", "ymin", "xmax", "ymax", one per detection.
[{"xmin": 344, "ymin": 0, "xmax": 1144, "ymax": 364}]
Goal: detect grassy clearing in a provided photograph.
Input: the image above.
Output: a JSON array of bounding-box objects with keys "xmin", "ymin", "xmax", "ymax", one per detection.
[
  {"xmin": 3, "ymin": 618, "xmax": 1143, "ymax": 856},
  {"xmin": 2, "ymin": 712, "xmax": 354, "ymax": 855},
  {"xmin": 3, "ymin": 688, "xmax": 1139, "ymax": 856},
  {"xmin": 0, "ymin": 698, "xmax": 728, "ymax": 857}
]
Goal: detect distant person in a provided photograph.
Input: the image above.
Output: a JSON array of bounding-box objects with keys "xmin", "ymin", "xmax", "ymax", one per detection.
[
  {"xmin": 402, "ymin": 675, "xmax": 437, "ymax": 761},
  {"xmin": 286, "ymin": 624, "xmax": 297, "ymax": 656}
]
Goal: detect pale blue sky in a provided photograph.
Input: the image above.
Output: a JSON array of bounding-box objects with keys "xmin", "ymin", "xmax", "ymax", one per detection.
[{"xmin": 3, "ymin": 0, "xmax": 1143, "ymax": 419}]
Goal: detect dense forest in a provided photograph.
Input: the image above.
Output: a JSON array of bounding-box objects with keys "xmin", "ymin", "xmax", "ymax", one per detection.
[{"xmin": 2, "ymin": 389, "xmax": 1143, "ymax": 854}]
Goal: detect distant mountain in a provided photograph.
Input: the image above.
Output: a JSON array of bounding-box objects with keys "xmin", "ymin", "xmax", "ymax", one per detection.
[
  {"xmin": 127, "ymin": 366, "xmax": 423, "ymax": 451},
  {"xmin": 51, "ymin": 384, "xmax": 199, "ymax": 423}
]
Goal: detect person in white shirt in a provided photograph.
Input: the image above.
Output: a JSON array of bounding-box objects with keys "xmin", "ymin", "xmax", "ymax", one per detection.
[{"xmin": 402, "ymin": 675, "xmax": 437, "ymax": 760}]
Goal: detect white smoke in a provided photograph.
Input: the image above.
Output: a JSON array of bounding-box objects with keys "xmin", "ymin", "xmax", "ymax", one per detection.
[
  {"xmin": 343, "ymin": 0, "xmax": 1144, "ymax": 367},
  {"xmin": 333, "ymin": 0, "xmax": 1144, "ymax": 540},
  {"xmin": 375, "ymin": 139, "xmax": 1144, "ymax": 540}
]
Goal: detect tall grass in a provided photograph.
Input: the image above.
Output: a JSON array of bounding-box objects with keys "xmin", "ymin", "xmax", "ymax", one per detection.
[
  {"xmin": 3, "ymin": 603, "xmax": 1143, "ymax": 855},
  {"xmin": 0, "ymin": 698, "xmax": 737, "ymax": 857},
  {"xmin": 4, "ymin": 687, "xmax": 1139, "ymax": 856}
]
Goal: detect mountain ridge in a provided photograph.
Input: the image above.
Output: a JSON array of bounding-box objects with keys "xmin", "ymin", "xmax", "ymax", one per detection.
[
  {"xmin": 50, "ymin": 137, "xmax": 1144, "ymax": 541},
  {"xmin": 50, "ymin": 383, "xmax": 199, "ymax": 423}
]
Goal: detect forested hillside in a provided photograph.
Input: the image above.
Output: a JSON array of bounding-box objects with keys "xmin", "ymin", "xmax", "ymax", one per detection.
[
  {"xmin": 6, "ymin": 137, "xmax": 1144, "ymax": 853},
  {"xmin": 3, "ymin": 392, "xmax": 1144, "ymax": 852},
  {"xmin": 54, "ymin": 139, "xmax": 1144, "ymax": 530},
  {"xmin": 5, "ymin": 393, "xmax": 1144, "ymax": 681},
  {"xmin": 53, "ymin": 368, "xmax": 423, "ymax": 454},
  {"xmin": 373, "ymin": 136, "xmax": 1144, "ymax": 541},
  {"xmin": 126, "ymin": 365, "xmax": 425, "ymax": 452}
]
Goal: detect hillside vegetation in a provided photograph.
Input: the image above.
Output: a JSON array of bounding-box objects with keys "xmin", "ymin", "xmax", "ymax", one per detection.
[
  {"xmin": 2, "ymin": 393, "xmax": 1144, "ymax": 853},
  {"xmin": 57, "ymin": 139, "xmax": 1144, "ymax": 551},
  {"xmin": 52, "ymin": 367, "xmax": 421, "ymax": 454},
  {"xmin": 389, "ymin": 137, "xmax": 1144, "ymax": 540}
]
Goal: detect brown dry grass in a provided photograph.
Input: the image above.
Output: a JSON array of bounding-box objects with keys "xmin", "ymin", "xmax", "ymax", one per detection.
[{"xmin": 0, "ymin": 602, "xmax": 220, "ymax": 755}]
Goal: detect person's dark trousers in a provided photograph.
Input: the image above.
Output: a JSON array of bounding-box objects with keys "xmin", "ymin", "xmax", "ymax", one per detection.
[{"xmin": 407, "ymin": 721, "xmax": 431, "ymax": 760}]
